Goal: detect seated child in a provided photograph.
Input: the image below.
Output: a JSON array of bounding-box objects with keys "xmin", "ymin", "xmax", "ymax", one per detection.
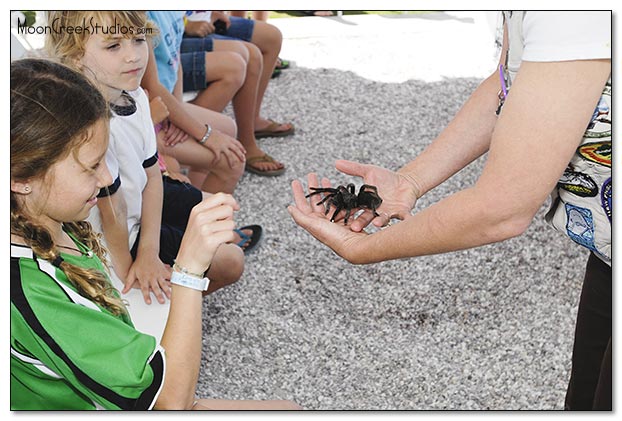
[
  {"xmin": 46, "ymin": 10, "xmax": 244, "ymax": 304},
  {"xmin": 10, "ymin": 57, "xmax": 300, "ymax": 410}
]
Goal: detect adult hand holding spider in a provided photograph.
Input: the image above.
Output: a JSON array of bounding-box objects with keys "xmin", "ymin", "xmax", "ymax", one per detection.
[
  {"xmin": 288, "ymin": 173, "xmax": 369, "ymax": 263},
  {"xmin": 334, "ymin": 160, "xmax": 421, "ymax": 231}
]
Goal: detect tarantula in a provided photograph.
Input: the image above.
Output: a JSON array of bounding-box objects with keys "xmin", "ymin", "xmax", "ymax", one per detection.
[{"xmin": 305, "ymin": 183, "xmax": 383, "ymax": 224}]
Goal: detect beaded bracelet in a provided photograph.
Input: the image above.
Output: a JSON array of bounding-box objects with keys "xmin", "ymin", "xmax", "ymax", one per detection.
[{"xmin": 172, "ymin": 261, "xmax": 205, "ymax": 278}]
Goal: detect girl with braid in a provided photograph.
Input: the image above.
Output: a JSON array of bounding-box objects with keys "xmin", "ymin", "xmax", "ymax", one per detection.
[{"xmin": 10, "ymin": 58, "xmax": 300, "ymax": 411}]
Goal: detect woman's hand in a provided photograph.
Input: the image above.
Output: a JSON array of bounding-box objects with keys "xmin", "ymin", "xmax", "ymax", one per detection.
[
  {"xmin": 288, "ymin": 173, "xmax": 369, "ymax": 264},
  {"xmin": 335, "ymin": 160, "xmax": 420, "ymax": 232},
  {"xmin": 174, "ymin": 193, "xmax": 240, "ymax": 275}
]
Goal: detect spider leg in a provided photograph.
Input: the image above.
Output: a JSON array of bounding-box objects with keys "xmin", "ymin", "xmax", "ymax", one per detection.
[
  {"xmin": 316, "ymin": 194, "xmax": 335, "ymax": 206},
  {"xmin": 371, "ymin": 203, "xmax": 380, "ymax": 217},
  {"xmin": 343, "ymin": 208, "xmax": 352, "ymax": 225},
  {"xmin": 305, "ymin": 187, "xmax": 337, "ymax": 198},
  {"xmin": 330, "ymin": 204, "xmax": 343, "ymax": 222},
  {"xmin": 361, "ymin": 184, "xmax": 378, "ymax": 193}
]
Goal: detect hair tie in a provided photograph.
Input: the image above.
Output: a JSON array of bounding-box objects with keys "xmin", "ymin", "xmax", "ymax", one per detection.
[{"xmin": 51, "ymin": 255, "xmax": 64, "ymax": 268}]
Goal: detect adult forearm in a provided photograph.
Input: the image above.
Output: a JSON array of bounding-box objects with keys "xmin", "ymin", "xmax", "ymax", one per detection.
[
  {"xmin": 352, "ymin": 186, "xmax": 529, "ymax": 264},
  {"xmin": 398, "ymin": 72, "xmax": 500, "ymax": 198}
]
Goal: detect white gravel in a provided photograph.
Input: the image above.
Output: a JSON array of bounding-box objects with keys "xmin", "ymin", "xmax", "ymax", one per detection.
[{"xmin": 195, "ymin": 63, "xmax": 587, "ymax": 410}]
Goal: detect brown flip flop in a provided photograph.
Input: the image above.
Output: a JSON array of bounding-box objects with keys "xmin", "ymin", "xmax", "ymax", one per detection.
[
  {"xmin": 254, "ymin": 119, "xmax": 295, "ymax": 139},
  {"xmin": 245, "ymin": 154, "xmax": 286, "ymax": 176}
]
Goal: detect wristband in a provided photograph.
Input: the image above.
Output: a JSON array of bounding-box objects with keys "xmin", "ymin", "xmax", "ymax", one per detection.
[
  {"xmin": 198, "ymin": 124, "xmax": 212, "ymax": 145},
  {"xmin": 170, "ymin": 270, "xmax": 210, "ymax": 291}
]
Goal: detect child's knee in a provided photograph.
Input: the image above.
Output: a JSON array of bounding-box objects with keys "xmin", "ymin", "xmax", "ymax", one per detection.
[
  {"xmin": 245, "ymin": 43, "xmax": 262, "ymax": 75},
  {"xmin": 208, "ymin": 243, "xmax": 244, "ymax": 285},
  {"xmin": 221, "ymin": 116, "xmax": 238, "ymax": 139},
  {"xmin": 259, "ymin": 22, "xmax": 282, "ymax": 49},
  {"xmin": 223, "ymin": 53, "xmax": 246, "ymax": 89}
]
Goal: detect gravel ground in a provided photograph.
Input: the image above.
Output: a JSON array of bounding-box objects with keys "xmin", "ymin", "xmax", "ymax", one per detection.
[{"xmin": 194, "ymin": 65, "xmax": 587, "ymax": 410}]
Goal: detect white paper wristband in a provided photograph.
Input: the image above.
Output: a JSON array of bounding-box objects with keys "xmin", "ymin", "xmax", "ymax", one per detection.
[{"xmin": 170, "ymin": 270, "xmax": 210, "ymax": 291}]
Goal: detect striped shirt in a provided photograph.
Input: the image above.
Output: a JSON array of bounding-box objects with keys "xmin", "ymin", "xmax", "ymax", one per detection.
[{"xmin": 10, "ymin": 241, "xmax": 165, "ymax": 410}]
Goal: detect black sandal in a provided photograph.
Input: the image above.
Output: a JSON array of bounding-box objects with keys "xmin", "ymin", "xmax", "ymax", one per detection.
[{"xmin": 234, "ymin": 225, "xmax": 263, "ymax": 254}]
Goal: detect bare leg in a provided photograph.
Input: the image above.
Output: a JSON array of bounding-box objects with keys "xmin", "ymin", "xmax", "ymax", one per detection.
[
  {"xmin": 252, "ymin": 11, "xmax": 269, "ymax": 21},
  {"xmin": 210, "ymin": 40, "xmax": 284, "ymax": 171},
  {"xmin": 248, "ymin": 21, "xmax": 282, "ymax": 126},
  {"xmin": 229, "ymin": 11, "xmax": 248, "ymax": 18},
  {"xmin": 203, "ymin": 243, "xmax": 244, "ymax": 294},
  {"xmin": 190, "ymin": 51, "xmax": 245, "ymax": 112}
]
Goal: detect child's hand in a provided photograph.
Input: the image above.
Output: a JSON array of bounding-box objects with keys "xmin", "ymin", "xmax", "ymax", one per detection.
[
  {"xmin": 184, "ymin": 20, "xmax": 215, "ymax": 37},
  {"xmin": 202, "ymin": 129, "xmax": 246, "ymax": 168},
  {"xmin": 210, "ymin": 11, "xmax": 230, "ymax": 27},
  {"xmin": 123, "ymin": 254, "xmax": 172, "ymax": 305},
  {"xmin": 149, "ymin": 96, "xmax": 169, "ymax": 125},
  {"xmin": 174, "ymin": 193, "xmax": 239, "ymax": 276},
  {"xmin": 163, "ymin": 120, "xmax": 190, "ymax": 147}
]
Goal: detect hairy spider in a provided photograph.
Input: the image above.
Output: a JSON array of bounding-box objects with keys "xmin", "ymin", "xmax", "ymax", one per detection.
[{"xmin": 305, "ymin": 183, "xmax": 383, "ymax": 224}]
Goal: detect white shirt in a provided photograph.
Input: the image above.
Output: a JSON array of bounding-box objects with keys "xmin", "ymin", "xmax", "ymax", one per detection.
[
  {"xmin": 505, "ymin": 11, "xmax": 611, "ymax": 82},
  {"xmin": 88, "ymin": 87, "xmax": 158, "ymax": 249}
]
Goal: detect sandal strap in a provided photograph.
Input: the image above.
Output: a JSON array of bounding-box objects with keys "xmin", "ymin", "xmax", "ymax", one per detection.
[
  {"xmin": 234, "ymin": 228, "xmax": 251, "ymax": 247},
  {"xmin": 257, "ymin": 119, "xmax": 294, "ymax": 132},
  {"xmin": 246, "ymin": 154, "xmax": 276, "ymax": 165}
]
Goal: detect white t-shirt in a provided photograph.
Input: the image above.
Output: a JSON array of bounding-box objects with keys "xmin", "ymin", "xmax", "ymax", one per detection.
[
  {"xmin": 88, "ymin": 87, "xmax": 158, "ymax": 249},
  {"xmin": 186, "ymin": 11, "xmax": 212, "ymax": 22},
  {"xmin": 503, "ymin": 11, "xmax": 611, "ymax": 265},
  {"xmin": 505, "ymin": 11, "xmax": 611, "ymax": 82}
]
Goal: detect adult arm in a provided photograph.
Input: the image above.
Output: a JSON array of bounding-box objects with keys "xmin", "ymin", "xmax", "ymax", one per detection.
[
  {"xmin": 290, "ymin": 59, "xmax": 611, "ymax": 264},
  {"xmin": 341, "ymin": 33, "xmax": 510, "ymax": 232}
]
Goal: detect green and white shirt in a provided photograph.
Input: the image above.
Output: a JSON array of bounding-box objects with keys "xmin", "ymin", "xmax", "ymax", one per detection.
[{"xmin": 10, "ymin": 242, "xmax": 165, "ymax": 410}]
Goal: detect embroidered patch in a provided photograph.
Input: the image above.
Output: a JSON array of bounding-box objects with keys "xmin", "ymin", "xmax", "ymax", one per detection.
[
  {"xmin": 558, "ymin": 170, "xmax": 598, "ymax": 197},
  {"xmin": 577, "ymin": 141, "xmax": 611, "ymax": 167},
  {"xmin": 600, "ymin": 177, "xmax": 612, "ymax": 223},
  {"xmin": 565, "ymin": 204, "xmax": 596, "ymax": 252}
]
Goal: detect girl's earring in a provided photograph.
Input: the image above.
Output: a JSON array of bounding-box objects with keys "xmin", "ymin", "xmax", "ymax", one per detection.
[{"xmin": 23, "ymin": 186, "xmax": 31, "ymax": 193}]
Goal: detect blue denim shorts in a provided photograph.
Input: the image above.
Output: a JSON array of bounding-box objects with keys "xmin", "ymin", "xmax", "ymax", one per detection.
[
  {"xmin": 180, "ymin": 49, "xmax": 207, "ymax": 92},
  {"xmin": 180, "ymin": 16, "xmax": 255, "ymax": 92},
  {"xmin": 212, "ymin": 15, "xmax": 255, "ymax": 42}
]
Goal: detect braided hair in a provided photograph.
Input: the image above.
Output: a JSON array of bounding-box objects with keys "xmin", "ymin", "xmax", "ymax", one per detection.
[{"xmin": 11, "ymin": 58, "xmax": 126, "ymax": 315}]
